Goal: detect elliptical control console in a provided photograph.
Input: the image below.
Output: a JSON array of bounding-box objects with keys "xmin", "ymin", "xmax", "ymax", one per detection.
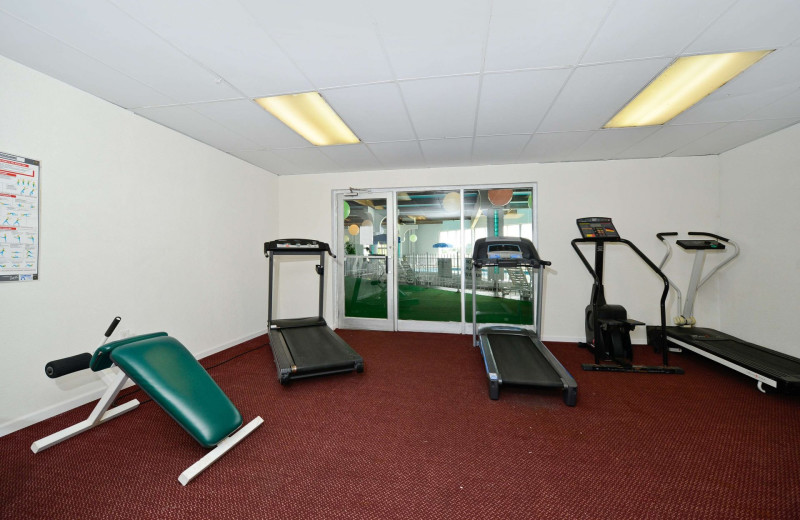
[{"xmin": 576, "ymin": 217, "xmax": 620, "ymax": 240}]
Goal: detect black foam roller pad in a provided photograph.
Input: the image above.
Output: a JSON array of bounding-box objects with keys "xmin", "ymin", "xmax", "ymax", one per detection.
[{"xmin": 45, "ymin": 353, "xmax": 92, "ymax": 378}]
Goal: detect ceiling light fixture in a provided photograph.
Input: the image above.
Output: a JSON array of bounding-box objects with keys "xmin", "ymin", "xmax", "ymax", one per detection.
[
  {"xmin": 254, "ymin": 92, "xmax": 360, "ymax": 146},
  {"xmin": 605, "ymin": 50, "xmax": 773, "ymax": 128}
]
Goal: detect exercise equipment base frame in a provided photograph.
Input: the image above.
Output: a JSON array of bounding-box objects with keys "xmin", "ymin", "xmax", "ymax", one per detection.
[
  {"xmin": 479, "ymin": 326, "xmax": 578, "ymax": 406},
  {"xmin": 265, "ymin": 239, "xmax": 364, "ymax": 385},
  {"xmin": 657, "ymin": 326, "xmax": 800, "ymax": 394},
  {"xmin": 471, "ymin": 237, "xmax": 577, "ymax": 406},
  {"xmin": 31, "ymin": 368, "xmax": 264, "ymax": 486}
]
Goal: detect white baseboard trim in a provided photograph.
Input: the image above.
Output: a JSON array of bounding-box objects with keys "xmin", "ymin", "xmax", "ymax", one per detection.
[
  {"xmin": 540, "ymin": 335, "xmax": 583, "ymax": 344},
  {"xmin": 0, "ymin": 329, "xmax": 267, "ymax": 438},
  {"xmin": 194, "ymin": 329, "xmax": 268, "ymax": 360}
]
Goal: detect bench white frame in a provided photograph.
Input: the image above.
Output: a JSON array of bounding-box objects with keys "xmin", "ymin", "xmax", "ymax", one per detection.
[{"xmin": 31, "ymin": 368, "xmax": 263, "ymax": 486}]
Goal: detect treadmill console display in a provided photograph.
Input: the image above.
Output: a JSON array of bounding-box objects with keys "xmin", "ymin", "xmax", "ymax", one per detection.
[
  {"xmin": 576, "ymin": 217, "xmax": 620, "ymax": 240},
  {"xmin": 487, "ymin": 243, "xmax": 523, "ymax": 260},
  {"xmin": 676, "ymin": 239, "xmax": 725, "ymax": 251},
  {"xmin": 264, "ymin": 238, "xmax": 332, "ymax": 255}
]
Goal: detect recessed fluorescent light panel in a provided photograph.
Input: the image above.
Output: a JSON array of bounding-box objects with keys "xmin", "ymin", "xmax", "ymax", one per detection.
[
  {"xmin": 605, "ymin": 50, "xmax": 773, "ymax": 128},
  {"xmin": 255, "ymin": 92, "xmax": 360, "ymax": 146}
]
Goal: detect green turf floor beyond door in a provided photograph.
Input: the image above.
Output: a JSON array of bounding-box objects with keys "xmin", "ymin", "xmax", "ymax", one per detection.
[{"xmin": 344, "ymin": 277, "xmax": 533, "ymax": 324}]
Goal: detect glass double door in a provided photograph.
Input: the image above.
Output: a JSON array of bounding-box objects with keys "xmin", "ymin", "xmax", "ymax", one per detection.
[
  {"xmin": 337, "ymin": 187, "xmax": 535, "ymax": 333},
  {"xmin": 338, "ymin": 193, "xmax": 395, "ymax": 331}
]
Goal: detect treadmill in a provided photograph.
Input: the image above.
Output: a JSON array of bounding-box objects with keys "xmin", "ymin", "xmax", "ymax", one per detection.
[
  {"xmin": 652, "ymin": 232, "xmax": 800, "ymax": 394},
  {"xmin": 471, "ymin": 237, "xmax": 577, "ymax": 406},
  {"xmin": 264, "ymin": 238, "xmax": 364, "ymax": 384}
]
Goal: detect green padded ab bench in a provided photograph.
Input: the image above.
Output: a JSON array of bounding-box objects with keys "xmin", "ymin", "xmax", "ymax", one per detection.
[{"xmin": 32, "ymin": 318, "xmax": 263, "ymax": 485}]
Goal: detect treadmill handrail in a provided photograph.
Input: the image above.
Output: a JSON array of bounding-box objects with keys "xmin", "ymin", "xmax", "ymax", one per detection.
[
  {"xmin": 655, "ymin": 232, "xmax": 684, "ymax": 317},
  {"xmin": 688, "ymin": 231, "xmax": 730, "ymax": 243},
  {"xmin": 659, "ymin": 232, "xmax": 740, "ymax": 296}
]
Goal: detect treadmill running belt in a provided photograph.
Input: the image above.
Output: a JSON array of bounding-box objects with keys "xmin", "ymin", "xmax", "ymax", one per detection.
[
  {"xmin": 281, "ymin": 326, "xmax": 361, "ymax": 370},
  {"xmin": 484, "ymin": 334, "xmax": 563, "ymax": 387},
  {"xmin": 668, "ymin": 328, "xmax": 800, "ymax": 379}
]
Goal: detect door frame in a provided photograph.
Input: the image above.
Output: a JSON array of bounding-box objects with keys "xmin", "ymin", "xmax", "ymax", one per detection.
[
  {"xmin": 335, "ymin": 191, "xmax": 396, "ymax": 331},
  {"xmin": 331, "ymin": 183, "xmax": 538, "ymax": 333}
]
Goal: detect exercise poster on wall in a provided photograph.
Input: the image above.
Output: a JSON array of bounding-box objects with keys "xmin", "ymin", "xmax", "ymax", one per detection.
[{"xmin": 0, "ymin": 150, "xmax": 39, "ymax": 282}]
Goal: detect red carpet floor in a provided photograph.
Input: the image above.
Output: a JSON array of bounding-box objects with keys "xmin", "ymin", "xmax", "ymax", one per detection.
[{"xmin": 2, "ymin": 330, "xmax": 799, "ymax": 519}]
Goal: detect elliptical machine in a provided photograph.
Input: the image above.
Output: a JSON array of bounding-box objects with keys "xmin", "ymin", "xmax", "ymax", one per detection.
[{"xmin": 571, "ymin": 217, "xmax": 683, "ymax": 374}]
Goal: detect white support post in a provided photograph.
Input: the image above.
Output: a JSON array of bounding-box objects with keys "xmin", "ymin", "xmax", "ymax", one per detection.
[
  {"xmin": 31, "ymin": 371, "xmax": 138, "ymax": 453},
  {"xmin": 682, "ymin": 250, "xmax": 707, "ymax": 319},
  {"xmin": 178, "ymin": 416, "xmax": 264, "ymax": 486}
]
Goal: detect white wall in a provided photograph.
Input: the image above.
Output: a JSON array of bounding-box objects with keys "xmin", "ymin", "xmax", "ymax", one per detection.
[
  {"xmin": 0, "ymin": 56, "xmax": 279, "ymax": 435},
  {"xmin": 277, "ymin": 156, "xmax": 721, "ymax": 342},
  {"xmin": 719, "ymin": 122, "xmax": 800, "ymax": 356}
]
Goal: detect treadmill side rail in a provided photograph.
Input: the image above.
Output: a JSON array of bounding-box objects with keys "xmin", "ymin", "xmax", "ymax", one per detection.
[
  {"xmin": 478, "ymin": 326, "xmax": 577, "ymax": 406},
  {"xmin": 267, "ymin": 329, "xmax": 296, "ymax": 384}
]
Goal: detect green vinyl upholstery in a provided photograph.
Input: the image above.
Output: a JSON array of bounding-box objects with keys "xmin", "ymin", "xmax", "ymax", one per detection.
[
  {"xmin": 90, "ymin": 332, "xmax": 169, "ymax": 372},
  {"xmin": 109, "ymin": 336, "xmax": 243, "ymax": 448}
]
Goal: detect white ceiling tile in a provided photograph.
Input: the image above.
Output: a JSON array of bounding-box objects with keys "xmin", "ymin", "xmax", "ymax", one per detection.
[
  {"xmin": 686, "ymin": 0, "xmax": 800, "ymax": 54},
  {"xmin": 667, "ymin": 47, "xmax": 800, "ymax": 124},
  {"xmin": 239, "ymin": 0, "xmax": 393, "ymax": 88},
  {"xmin": 670, "ymin": 83, "xmax": 799, "ymax": 125},
  {"xmin": 1, "ymin": 0, "xmax": 240, "ymax": 104},
  {"xmin": 368, "ymin": 0, "xmax": 490, "ymax": 79},
  {"xmin": 190, "ymin": 100, "xmax": 309, "ymax": 149},
  {"xmin": 538, "ymin": 59, "xmax": 672, "ymax": 132},
  {"xmin": 231, "ymin": 150, "xmax": 304, "ymax": 175},
  {"xmin": 322, "ymin": 83, "xmax": 416, "ymax": 142},
  {"xmin": 109, "ymin": 0, "xmax": 312, "ymax": 98},
  {"xmin": 582, "ymin": 0, "xmax": 735, "ymax": 64},
  {"xmin": 134, "ymin": 105, "xmax": 260, "ymax": 152},
  {"xmin": 476, "ymin": 69, "xmax": 571, "ymax": 135},
  {"xmin": 0, "ymin": 11, "xmax": 174, "ymax": 108},
  {"xmin": 472, "ymin": 135, "xmax": 530, "ymax": 164},
  {"xmin": 367, "ymin": 141, "xmax": 426, "ymax": 170},
  {"xmin": 399, "ymin": 76, "xmax": 480, "ymax": 139},
  {"xmin": 669, "ymin": 119, "xmax": 800, "ymax": 156},
  {"xmin": 269, "ymin": 147, "xmax": 344, "ymax": 173},
  {"xmin": 717, "ymin": 46, "xmax": 800, "ymax": 96},
  {"xmin": 4, "ymin": 0, "xmax": 800, "ymax": 173},
  {"xmin": 520, "ymin": 131, "xmax": 593, "ymax": 162},
  {"xmin": 744, "ymin": 88, "xmax": 800, "ymax": 120},
  {"xmin": 485, "ymin": 0, "xmax": 614, "ymax": 71},
  {"xmin": 420, "ymin": 138, "xmax": 474, "ymax": 167},
  {"xmin": 569, "ymin": 127, "xmax": 659, "ymax": 161},
  {"xmin": 319, "ymin": 144, "xmax": 383, "ymax": 171},
  {"xmin": 616, "ymin": 123, "xmax": 727, "ymax": 159}
]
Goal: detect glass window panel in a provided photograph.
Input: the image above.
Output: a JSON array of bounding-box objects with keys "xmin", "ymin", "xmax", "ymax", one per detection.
[
  {"xmin": 464, "ymin": 187, "xmax": 534, "ymax": 325},
  {"xmin": 343, "ymin": 198, "xmax": 388, "ymax": 319},
  {"xmin": 397, "ymin": 190, "xmax": 462, "ymax": 322}
]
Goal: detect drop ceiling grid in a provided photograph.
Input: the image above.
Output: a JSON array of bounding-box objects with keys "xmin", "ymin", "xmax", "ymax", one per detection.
[{"xmin": 0, "ymin": 0, "xmax": 799, "ymax": 173}]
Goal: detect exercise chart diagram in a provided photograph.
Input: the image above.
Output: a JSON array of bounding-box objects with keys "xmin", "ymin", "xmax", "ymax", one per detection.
[{"xmin": 0, "ymin": 151, "xmax": 40, "ymax": 282}]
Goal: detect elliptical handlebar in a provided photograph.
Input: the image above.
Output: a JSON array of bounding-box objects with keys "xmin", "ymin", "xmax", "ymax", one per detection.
[
  {"xmin": 656, "ymin": 232, "xmax": 678, "ymax": 241},
  {"xmin": 572, "ymin": 236, "xmax": 671, "ymax": 358},
  {"xmin": 570, "ymin": 238, "xmax": 600, "ymax": 284}
]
